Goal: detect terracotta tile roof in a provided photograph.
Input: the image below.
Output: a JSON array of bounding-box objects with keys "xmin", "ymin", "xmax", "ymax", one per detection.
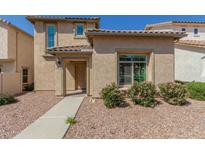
[
  {"xmin": 27, "ymin": 15, "xmax": 99, "ymax": 20},
  {"xmin": 172, "ymin": 21, "xmax": 205, "ymax": 24},
  {"xmin": 26, "ymin": 16, "xmax": 100, "ymax": 27},
  {"xmin": 86, "ymin": 29, "xmax": 186, "ymax": 38},
  {"xmin": 47, "ymin": 45, "xmax": 92, "ymax": 53},
  {"xmin": 176, "ymin": 40, "xmax": 205, "ymax": 48},
  {"xmin": 145, "ymin": 21, "xmax": 205, "ymax": 30},
  {"xmin": 0, "ymin": 18, "xmax": 33, "ymax": 38}
]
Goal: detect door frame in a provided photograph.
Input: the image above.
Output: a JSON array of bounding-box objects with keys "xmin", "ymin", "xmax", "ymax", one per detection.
[{"xmin": 63, "ymin": 56, "xmax": 90, "ymax": 95}]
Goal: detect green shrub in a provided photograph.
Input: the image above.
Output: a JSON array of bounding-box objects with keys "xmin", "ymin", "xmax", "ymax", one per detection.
[
  {"xmin": 24, "ymin": 83, "xmax": 34, "ymax": 91},
  {"xmin": 159, "ymin": 82, "xmax": 188, "ymax": 105},
  {"xmin": 129, "ymin": 82, "xmax": 157, "ymax": 107},
  {"xmin": 0, "ymin": 94, "xmax": 17, "ymax": 106},
  {"xmin": 66, "ymin": 116, "xmax": 77, "ymax": 125},
  {"xmin": 186, "ymin": 82, "xmax": 205, "ymax": 101},
  {"xmin": 100, "ymin": 83, "xmax": 125, "ymax": 108}
]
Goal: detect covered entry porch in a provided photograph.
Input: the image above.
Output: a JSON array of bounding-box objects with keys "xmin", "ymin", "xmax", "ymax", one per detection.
[{"xmin": 47, "ymin": 45, "xmax": 93, "ymax": 96}]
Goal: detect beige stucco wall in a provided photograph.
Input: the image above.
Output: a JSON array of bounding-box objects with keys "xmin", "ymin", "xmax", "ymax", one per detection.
[
  {"xmin": 0, "ymin": 62, "xmax": 15, "ymax": 72},
  {"xmin": 0, "ymin": 22, "xmax": 34, "ymax": 85},
  {"xmin": 0, "ymin": 72, "xmax": 22, "ymax": 95},
  {"xmin": 57, "ymin": 22, "xmax": 91, "ymax": 46},
  {"xmin": 92, "ymin": 36, "xmax": 175, "ymax": 97},
  {"xmin": 0, "ymin": 22, "xmax": 8, "ymax": 59},
  {"xmin": 34, "ymin": 21, "xmax": 56, "ymax": 90},
  {"xmin": 33, "ymin": 20, "xmax": 175, "ymax": 97},
  {"xmin": 15, "ymin": 31, "xmax": 34, "ymax": 84},
  {"xmin": 34, "ymin": 20, "xmax": 96, "ymax": 91}
]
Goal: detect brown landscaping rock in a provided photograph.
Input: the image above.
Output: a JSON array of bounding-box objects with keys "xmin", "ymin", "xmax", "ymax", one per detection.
[
  {"xmin": 0, "ymin": 91, "xmax": 62, "ymax": 139},
  {"xmin": 65, "ymin": 97, "xmax": 205, "ymax": 139}
]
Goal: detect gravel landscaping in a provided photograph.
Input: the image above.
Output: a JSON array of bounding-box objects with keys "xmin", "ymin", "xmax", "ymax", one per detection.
[
  {"xmin": 0, "ymin": 91, "xmax": 62, "ymax": 139},
  {"xmin": 65, "ymin": 97, "xmax": 205, "ymax": 139}
]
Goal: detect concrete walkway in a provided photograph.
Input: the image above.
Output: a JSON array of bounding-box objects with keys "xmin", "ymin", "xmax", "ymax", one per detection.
[{"xmin": 14, "ymin": 94, "xmax": 85, "ymax": 139}]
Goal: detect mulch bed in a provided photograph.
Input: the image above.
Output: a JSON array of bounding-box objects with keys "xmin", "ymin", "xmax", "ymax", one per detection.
[
  {"xmin": 0, "ymin": 91, "xmax": 62, "ymax": 139},
  {"xmin": 65, "ymin": 97, "xmax": 205, "ymax": 139}
]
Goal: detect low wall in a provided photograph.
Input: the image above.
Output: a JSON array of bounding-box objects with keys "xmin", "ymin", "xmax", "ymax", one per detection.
[{"xmin": 0, "ymin": 72, "xmax": 22, "ymax": 95}]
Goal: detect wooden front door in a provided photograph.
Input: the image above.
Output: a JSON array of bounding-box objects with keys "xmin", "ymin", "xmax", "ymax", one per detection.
[{"xmin": 75, "ymin": 62, "xmax": 86, "ymax": 90}]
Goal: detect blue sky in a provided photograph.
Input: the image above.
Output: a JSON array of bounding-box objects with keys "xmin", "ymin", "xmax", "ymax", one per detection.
[{"xmin": 0, "ymin": 15, "xmax": 205, "ymax": 36}]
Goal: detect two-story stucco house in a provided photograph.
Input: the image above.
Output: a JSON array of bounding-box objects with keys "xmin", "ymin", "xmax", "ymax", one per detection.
[
  {"xmin": 146, "ymin": 21, "xmax": 205, "ymax": 82},
  {"xmin": 27, "ymin": 16, "xmax": 186, "ymax": 97},
  {"xmin": 0, "ymin": 18, "xmax": 34, "ymax": 94}
]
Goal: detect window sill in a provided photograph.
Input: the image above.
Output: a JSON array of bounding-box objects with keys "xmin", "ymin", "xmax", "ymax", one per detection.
[{"xmin": 194, "ymin": 35, "xmax": 200, "ymax": 37}]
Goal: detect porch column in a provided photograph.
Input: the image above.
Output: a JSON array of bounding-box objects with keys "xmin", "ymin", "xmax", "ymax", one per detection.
[{"xmin": 55, "ymin": 57, "xmax": 65, "ymax": 96}]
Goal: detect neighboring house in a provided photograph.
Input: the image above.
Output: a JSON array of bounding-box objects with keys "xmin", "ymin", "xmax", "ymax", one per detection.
[
  {"xmin": 145, "ymin": 21, "xmax": 205, "ymax": 82},
  {"xmin": 27, "ymin": 16, "xmax": 186, "ymax": 97},
  {"xmin": 0, "ymin": 18, "xmax": 34, "ymax": 94}
]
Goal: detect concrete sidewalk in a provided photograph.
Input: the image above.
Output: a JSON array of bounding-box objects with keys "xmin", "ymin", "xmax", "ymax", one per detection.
[{"xmin": 14, "ymin": 94, "xmax": 85, "ymax": 139}]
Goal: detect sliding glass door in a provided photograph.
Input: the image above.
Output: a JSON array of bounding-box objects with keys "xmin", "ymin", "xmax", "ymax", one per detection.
[
  {"xmin": 119, "ymin": 55, "xmax": 147, "ymax": 86},
  {"xmin": 119, "ymin": 63, "xmax": 132, "ymax": 85}
]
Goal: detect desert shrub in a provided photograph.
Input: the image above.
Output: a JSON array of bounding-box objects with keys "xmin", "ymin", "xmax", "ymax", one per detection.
[
  {"xmin": 24, "ymin": 83, "xmax": 34, "ymax": 91},
  {"xmin": 186, "ymin": 82, "xmax": 205, "ymax": 101},
  {"xmin": 0, "ymin": 94, "xmax": 17, "ymax": 106},
  {"xmin": 159, "ymin": 82, "xmax": 188, "ymax": 105},
  {"xmin": 100, "ymin": 83, "xmax": 125, "ymax": 108},
  {"xmin": 66, "ymin": 116, "xmax": 77, "ymax": 125},
  {"xmin": 129, "ymin": 82, "xmax": 157, "ymax": 107}
]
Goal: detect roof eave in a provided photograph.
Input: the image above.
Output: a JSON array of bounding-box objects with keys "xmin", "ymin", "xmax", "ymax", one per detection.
[
  {"xmin": 26, "ymin": 16, "xmax": 100, "ymax": 28},
  {"xmin": 46, "ymin": 50, "xmax": 93, "ymax": 55},
  {"xmin": 86, "ymin": 32, "xmax": 187, "ymax": 38}
]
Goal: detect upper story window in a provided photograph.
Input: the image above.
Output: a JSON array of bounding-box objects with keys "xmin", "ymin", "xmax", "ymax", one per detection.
[
  {"xmin": 47, "ymin": 25, "xmax": 56, "ymax": 48},
  {"xmin": 181, "ymin": 28, "xmax": 186, "ymax": 32},
  {"xmin": 75, "ymin": 24, "xmax": 84, "ymax": 36},
  {"xmin": 194, "ymin": 28, "xmax": 199, "ymax": 35}
]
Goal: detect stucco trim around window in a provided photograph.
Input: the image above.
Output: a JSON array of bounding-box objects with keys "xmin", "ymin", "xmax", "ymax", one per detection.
[{"xmin": 74, "ymin": 23, "xmax": 86, "ymax": 38}]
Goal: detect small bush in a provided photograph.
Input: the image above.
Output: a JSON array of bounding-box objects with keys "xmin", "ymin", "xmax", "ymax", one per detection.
[
  {"xmin": 186, "ymin": 82, "xmax": 205, "ymax": 101},
  {"xmin": 0, "ymin": 94, "xmax": 17, "ymax": 106},
  {"xmin": 129, "ymin": 82, "xmax": 157, "ymax": 107},
  {"xmin": 24, "ymin": 83, "xmax": 34, "ymax": 91},
  {"xmin": 100, "ymin": 83, "xmax": 125, "ymax": 108},
  {"xmin": 66, "ymin": 116, "xmax": 77, "ymax": 125},
  {"xmin": 159, "ymin": 82, "xmax": 188, "ymax": 105}
]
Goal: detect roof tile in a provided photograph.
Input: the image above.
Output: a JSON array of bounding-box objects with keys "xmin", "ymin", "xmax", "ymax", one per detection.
[
  {"xmin": 86, "ymin": 29, "xmax": 186, "ymax": 38},
  {"xmin": 47, "ymin": 45, "xmax": 92, "ymax": 53},
  {"xmin": 176, "ymin": 40, "xmax": 205, "ymax": 48}
]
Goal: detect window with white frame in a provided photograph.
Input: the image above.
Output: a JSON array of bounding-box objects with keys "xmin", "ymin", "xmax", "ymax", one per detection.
[
  {"xmin": 75, "ymin": 24, "xmax": 84, "ymax": 36},
  {"xmin": 47, "ymin": 25, "xmax": 56, "ymax": 48},
  {"xmin": 118, "ymin": 55, "xmax": 147, "ymax": 86},
  {"xmin": 22, "ymin": 68, "xmax": 29, "ymax": 84}
]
